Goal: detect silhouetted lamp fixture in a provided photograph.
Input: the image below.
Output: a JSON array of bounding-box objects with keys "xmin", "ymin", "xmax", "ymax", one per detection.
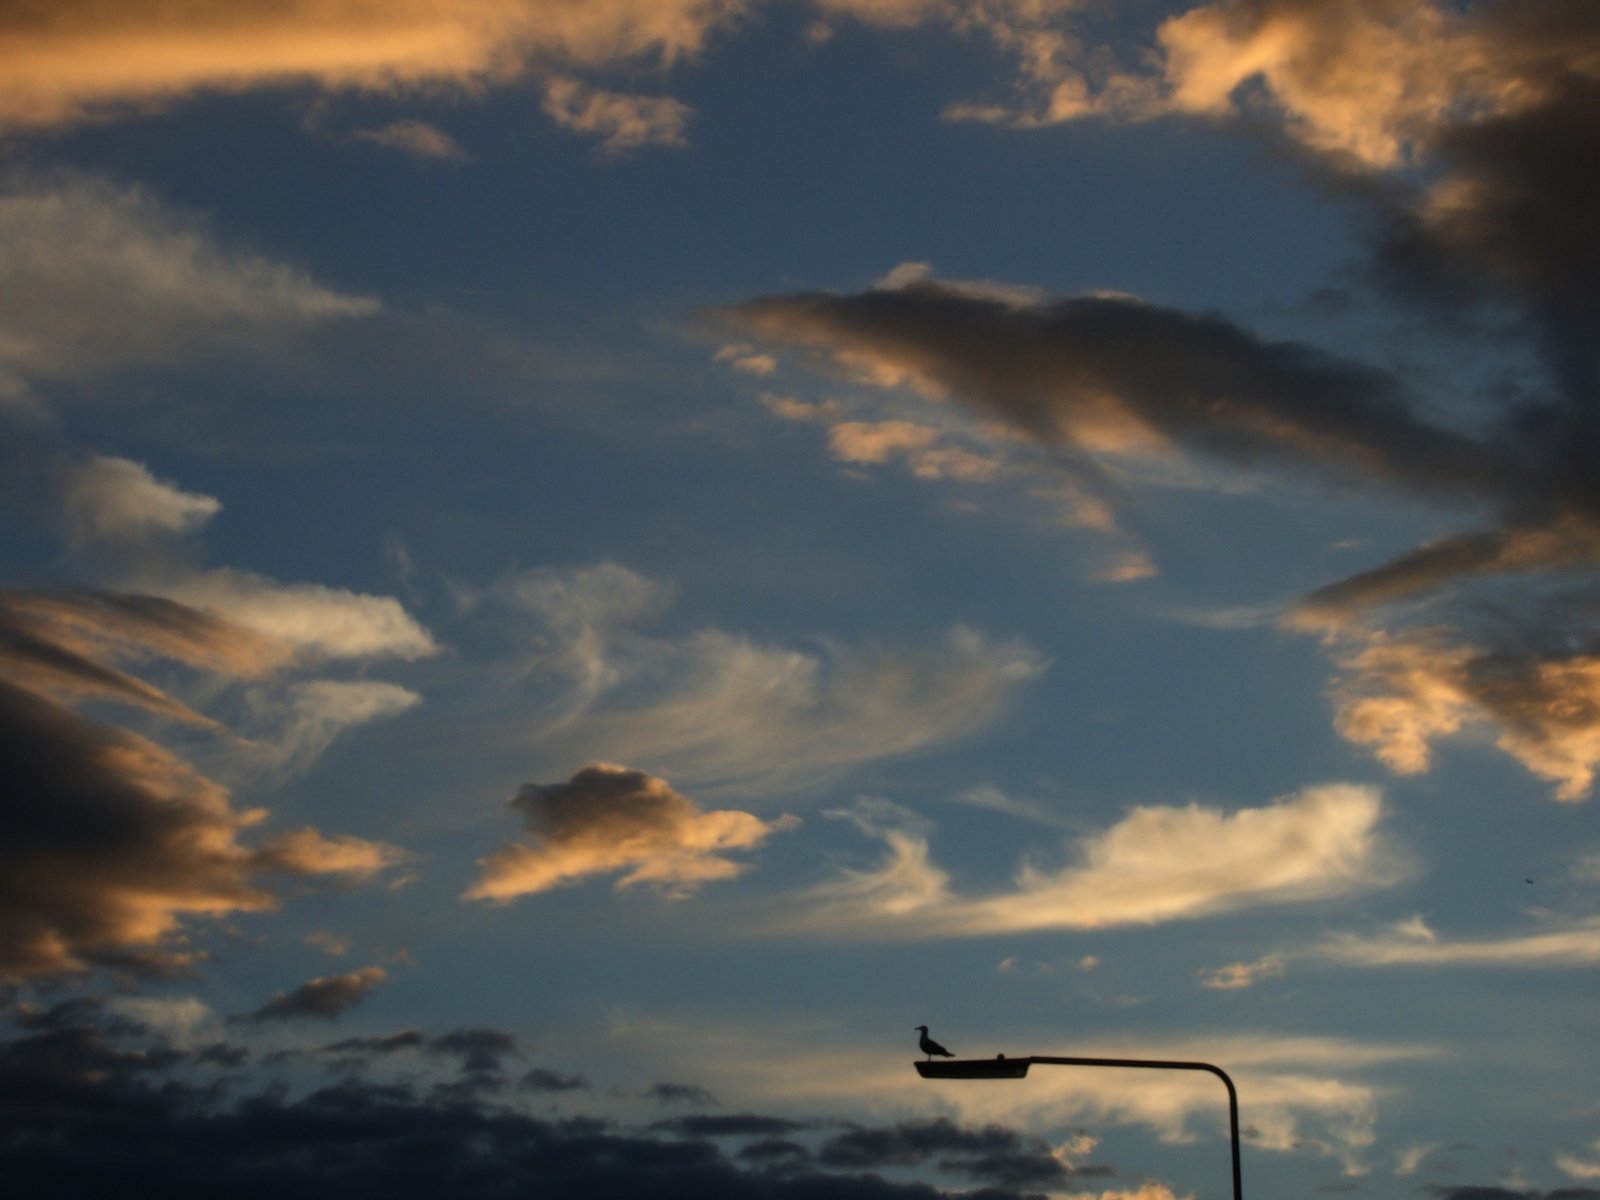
[{"xmin": 915, "ymin": 1051, "xmax": 1242, "ymax": 1200}]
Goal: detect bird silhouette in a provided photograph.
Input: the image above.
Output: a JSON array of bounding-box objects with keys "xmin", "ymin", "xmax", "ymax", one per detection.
[{"xmin": 915, "ymin": 1025, "xmax": 953, "ymax": 1060}]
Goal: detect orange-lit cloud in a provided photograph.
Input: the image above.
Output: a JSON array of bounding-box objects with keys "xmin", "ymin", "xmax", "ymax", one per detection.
[
  {"xmin": 723, "ymin": 265, "xmax": 1600, "ymax": 800},
  {"xmin": 720, "ymin": 272, "xmax": 1498, "ymax": 498},
  {"xmin": 1198, "ymin": 953, "xmax": 1287, "ymax": 990},
  {"xmin": 0, "ymin": 0, "xmax": 746, "ymax": 132},
  {"xmin": 792, "ymin": 783, "xmax": 1400, "ymax": 937},
  {"xmin": 1321, "ymin": 625, "xmax": 1600, "ymax": 802},
  {"xmin": 541, "ymin": 76, "xmax": 694, "ymax": 153},
  {"xmin": 827, "ymin": 419, "xmax": 1002, "ymax": 482},
  {"xmin": 1289, "ymin": 518, "xmax": 1600, "ymax": 631},
  {"xmin": 0, "ymin": 509, "xmax": 418, "ymax": 976},
  {"xmin": 0, "ymin": 588, "xmax": 293, "ymax": 743},
  {"xmin": 0, "ymin": 670, "xmax": 401, "ymax": 978},
  {"xmin": 254, "ymin": 826, "xmax": 411, "ymax": 882},
  {"xmin": 466, "ymin": 763, "xmax": 795, "ymax": 902}
]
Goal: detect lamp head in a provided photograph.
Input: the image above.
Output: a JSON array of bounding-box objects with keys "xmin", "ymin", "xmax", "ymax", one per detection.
[{"xmin": 915, "ymin": 1056, "xmax": 1031, "ymax": 1079}]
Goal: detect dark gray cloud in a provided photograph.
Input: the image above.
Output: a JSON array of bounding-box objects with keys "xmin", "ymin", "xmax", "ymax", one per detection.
[
  {"xmin": 238, "ymin": 967, "xmax": 387, "ymax": 1022},
  {"xmin": 738, "ymin": 1138, "xmax": 813, "ymax": 1166},
  {"xmin": 325, "ymin": 1029, "xmax": 428, "ymax": 1056},
  {"xmin": 724, "ymin": 280, "xmax": 1510, "ymax": 507},
  {"xmin": 0, "ymin": 585, "xmax": 410, "ymax": 978},
  {"xmin": 0, "ymin": 1010, "xmax": 1058, "ymax": 1200},
  {"xmin": 0, "ymin": 677, "xmax": 273, "ymax": 977},
  {"xmin": 522, "ymin": 1067, "xmax": 589, "ymax": 1092},
  {"xmin": 427, "ymin": 1027, "xmax": 519, "ymax": 1074},
  {"xmin": 656, "ymin": 1115, "xmax": 808, "ymax": 1138},
  {"xmin": 817, "ymin": 1118, "xmax": 1075, "ymax": 1187},
  {"xmin": 646, "ymin": 1081, "xmax": 721, "ymax": 1106}
]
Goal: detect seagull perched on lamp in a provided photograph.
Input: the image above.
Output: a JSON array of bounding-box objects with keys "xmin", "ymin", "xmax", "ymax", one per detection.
[{"xmin": 915, "ymin": 1026, "xmax": 953, "ymax": 1061}]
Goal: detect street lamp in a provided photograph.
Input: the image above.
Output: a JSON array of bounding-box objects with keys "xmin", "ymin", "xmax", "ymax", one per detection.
[{"xmin": 915, "ymin": 1053, "xmax": 1242, "ymax": 1200}]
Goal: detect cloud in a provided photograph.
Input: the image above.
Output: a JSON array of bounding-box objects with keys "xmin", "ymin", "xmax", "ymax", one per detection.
[
  {"xmin": 817, "ymin": 1116, "xmax": 1078, "ymax": 1188},
  {"xmin": 240, "ymin": 967, "xmax": 388, "ymax": 1022},
  {"xmin": 1396, "ymin": 1143, "xmax": 1440, "ymax": 1177},
  {"xmin": 1318, "ymin": 624, "xmax": 1600, "ymax": 803},
  {"xmin": 1313, "ymin": 915, "xmax": 1600, "ymax": 969},
  {"xmin": 1557, "ymin": 1141, "xmax": 1600, "ymax": 1182},
  {"xmin": 720, "ymin": 262, "xmax": 1600, "ymax": 800},
  {"xmin": 477, "ymin": 563, "xmax": 1047, "ymax": 795},
  {"xmin": 720, "ymin": 273, "xmax": 1502, "ymax": 505},
  {"xmin": 0, "ymin": 0, "xmax": 745, "ymax": 133},
  {"xmin": 715, "ymin": 344, "xmax": 779, "ymax": 376},
  {"xmin": 154, "ymin": 569, "xmax": 438, "ymax": 664},
  {"xmin": 0, "ymin": 675, "xmax": 271, "ymax": 976},
  {"xmin": 1198, "ymin": 954, "xmax": 1286, "ymax": 991},
  {"xmin": 0, "ymin": 1006, "xmax": 1079, "ymax": 1200},
  {"xmin": 352, "ymin": 118, "xmax": 471, "ymax": 161},
  {"xmin": 54, "ymin": 457, "xmax": 437, "ymax": 675},
  {"xmin": 46, "ymin": 457, "xmax": 439, "ymax": 787},
  {"xmin": 814, "ymin": 1, "xmax": 1150, "ymax": 133},
  {"xmin": 427, "ymin": 1027, "xmax": 519, "ymax": 1074},
  {"xmin": 62, "ymin": 456, "xmax": 221, "ymax": 545},
  {"xmin": 238, "ymin": 679, "xmax": 424, "ymax": 775},
  {"xmin": 253, "ymin": 826, "xmax": 411, "ymax": 883},
  {"xmin": 662, "ymin": 1019, "xmax": 1432, "ymax": 1176},
  {"xmin": 522, "ymin": 1066, "xmax": 589, "ymax": 1092},
  {"xmin": 541, "ymin": 76, "xmax": 694, "ymax": 153},
  {"xmin": 0, "ymin": 585, "xmax": 412, "ymax": 977},
  {"xmin": 792, "ymin": 783, "xmax": 1401, "ymax": 937},
  {"xmin": 827, "ymin": 420, "xmax": 1003, "ymax": 482},
  {"xmin": 465, "ymin": 763, "xmax": 795, "ymax": 902},
  {"xmin": 0, "ymin": 172, "xmax": 377, "ymax": 403},
  {"xmin": 0, "ymin": 588, "xmax": 282, "ymax": 723},
  {"xmin": 0, "ymin": 673, "xmax": 411, "ymax": 978}
]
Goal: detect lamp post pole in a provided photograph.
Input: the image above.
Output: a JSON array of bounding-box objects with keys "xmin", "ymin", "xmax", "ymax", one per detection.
[{"xmin": 915, "ymin": 1054, "xmax": 1242, "ymax": 1200}]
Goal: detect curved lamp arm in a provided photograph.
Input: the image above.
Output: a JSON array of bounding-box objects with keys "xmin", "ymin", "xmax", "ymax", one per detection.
[{"xmin": 915, "ymin": 1054, "xmax": 1241, "ymax": 1200}]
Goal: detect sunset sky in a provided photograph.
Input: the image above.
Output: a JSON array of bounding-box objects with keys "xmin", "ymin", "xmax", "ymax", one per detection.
[{"xmin": 3, "ymin": 3, "xmax": 1599, "ymax": 1198}]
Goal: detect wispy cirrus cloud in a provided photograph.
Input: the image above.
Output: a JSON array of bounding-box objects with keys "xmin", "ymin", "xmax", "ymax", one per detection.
[
  {"xmin": 468, "ymin": 562, "xmax": 1047, "ymax": 796},
  {"xmin": 1198, "ymin": 953, "xmax": 1286, "ymax": 991},
  {"xmin": 0, "ymin": 172, "xmax": 377, "ymax": 408},
  {"xmin": 61, "ymin": 456, "xmax": 222, "ymax": 546},
  {"xmin": 788, "ymin": 783, "xmax": 1401, "ymax": 938},
  {"xmin": 352, "ymin": 119, "xmax": 472, "ymax": 162},
  {"xmin": 1313, "ymin": 915, "xmax": 1600, "ymax": 969},
  {"xmin": 61, "ymin": 454, "xmax": 437, "ymax": 670}
]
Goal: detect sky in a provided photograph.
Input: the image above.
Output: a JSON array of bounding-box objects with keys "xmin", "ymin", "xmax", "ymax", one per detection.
[{"xmin": 2, "ymin": 1, "xmax": 1598, "ymax": 1198}]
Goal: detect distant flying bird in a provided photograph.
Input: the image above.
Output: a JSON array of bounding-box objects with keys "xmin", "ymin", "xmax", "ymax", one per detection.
[{"xmin": 915, "ymin": 1025, "xmax": 953, "ymax": 1060}]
